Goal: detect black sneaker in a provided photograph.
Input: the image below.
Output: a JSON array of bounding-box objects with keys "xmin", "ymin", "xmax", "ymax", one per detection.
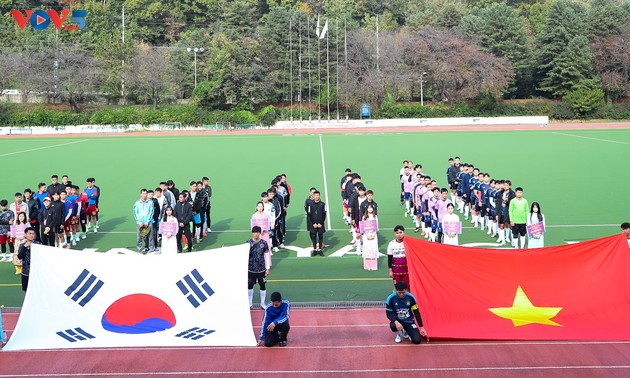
[
  {"xmin": 317, "ymin": 249, "xmax": 324, "ymax": 256},
  {"xmin": 414, "ymin": 227, "xmax": 420, "ymax": 233},
  {"xmin": 311, "ymin": 249, "xmax": 317, "ymax": 257},
  {"xmin": 279, "ymin": 341, "xmax": 287, "ymax": 347}
]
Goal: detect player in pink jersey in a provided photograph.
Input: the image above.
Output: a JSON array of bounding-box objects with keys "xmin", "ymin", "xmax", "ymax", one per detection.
[
  {"xmin": 420, "ymin": 180, "xmax": 435, "ymax": 238},
  {"xmin": 251, "ymin": 202, "xmax": 274, "ymax": 254},
  {"xmin": 400, "ymin": 166, "xmax": 414, "ymax": 217},
  {"xmin": 412, "ymin": 175, "xmax": 427, "ymax": 233},
  {"xmin": 435, "ymin": 188, "xmax": 453, "ymax": 243}
]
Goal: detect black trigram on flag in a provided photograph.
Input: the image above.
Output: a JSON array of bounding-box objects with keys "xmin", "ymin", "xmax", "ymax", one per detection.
[
  {"xmin": 176, "ymin": 269, "xmax": 214, "ymax": 308},
  {"xmin": 175, "ymin": 327, "xmax": 215, "ymax": 340},
  {"xmin": 56, "ymin": 328, "xmax": 95, "ymax": 343},
  {"xmin": 64, "ymin": 269, "xmax": 104, "ymax": 306}
]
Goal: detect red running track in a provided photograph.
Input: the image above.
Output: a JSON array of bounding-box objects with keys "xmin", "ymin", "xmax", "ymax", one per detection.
[{"xmin": 2, "ymin": 308, "xmax": 630, "ymax": 377}]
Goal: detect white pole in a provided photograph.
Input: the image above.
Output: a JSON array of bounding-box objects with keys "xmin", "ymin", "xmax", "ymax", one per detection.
[
  {"xmin": 344, "ymin": 17, "xmax": 348, "ymax": 120},
  {"xmin": 308, "ymin": 16, "xmax": 312, "ymax": 121},
  {"xmin": 299, "ymin": 18, "xmax": 302, "ymax": 122},
  {"xmin": 420, "ymin": 72, "xmax": 427, "ymax": 106},
  {"xmin": 336, "ymin": 18, "xmax": 339, "ymax": 121},
  {"xmin": 289, "ymin": 16, "xmax": 293, "ymax": 122},
  {"xmin": 420, "ymin": 79, "xmax": 424, "ymax": 106},
  {"xmin": 121, "ymin": 5, "xmax": 125, "ymax": 105},
  {"xmin": 194, "ymin": 51, "xmax": 197, "ymax": 88},
  {"xmin": 326, "ymin": 19, "xmax": 330, "ymax": 121},
  {"xmin": 376, "ymin": 15, "xmax": 379, "ymax": 72},
  {"xmin": 317, "ymin": 16, "xmax": 321, "ymax": 121}
]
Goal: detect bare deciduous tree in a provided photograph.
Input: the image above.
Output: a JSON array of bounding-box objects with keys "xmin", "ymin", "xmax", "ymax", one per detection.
[
  {"xmin": 55, "ymin": 46, "xmax": 103, "ymax": 112},
  {"xmin": 128, "ymin": 44, "xmax": 171, "ymax": 109},
  {"xmin": 0, "ymin": 53, "xmax": 17, "ymax": 97},
  {"xmin": 591, "ymin": 24, "xmax": 630, "ymax": 99},
  {"xmin": 341, "ymin": 27, "xmax": 514, "ymax": 107},
  {"xmin": 404, "ymin": 28, "xmax": 513, "ymax": 103}
]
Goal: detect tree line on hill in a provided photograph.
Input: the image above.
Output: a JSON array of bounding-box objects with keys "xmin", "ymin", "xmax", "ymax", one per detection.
[{"xmin": 0, "ymin": 0, "xmax": 629, "ymax": 118}]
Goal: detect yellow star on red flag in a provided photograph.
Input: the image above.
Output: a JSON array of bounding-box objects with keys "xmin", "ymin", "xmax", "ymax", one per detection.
[{"xmin": 489, "ymin": 286, "xmax": 563, "ymax": 327}]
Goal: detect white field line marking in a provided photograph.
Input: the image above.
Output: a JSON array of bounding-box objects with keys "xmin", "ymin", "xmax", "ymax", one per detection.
[
  {"xmin": 4, "ymin": 340, "xmax": 630, "ymax": 354},
  {"xmin": 318, "ymin": 134, "xmax": 332, "ymax": 230},
  {"xmin": 552, "ymin": 132, "xmax": 630, "ymax": 145},
  {"xmin": 1, "ymin": 324, "xmax": 386, "ymax": 332},
  {"xmin": 1, "ymin": 366, "xmax": 630, "ymax": 377},
  {"xmin": 0, "ymin": 139, "xmax": 90, "ymax": 157}
]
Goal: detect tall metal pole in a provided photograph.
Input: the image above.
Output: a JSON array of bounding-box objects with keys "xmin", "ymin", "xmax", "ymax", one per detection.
[
  {"xmin": 420, "ymin": 78, "xmax": 424, "ymax": 106},
  {"xmin": 317, "ymin": 16, "xmax": 321, "ymax": 121},
  {"xmin": 326, "ymin": 19, "xmax": 330, "ymax": 121},
  {"xmin": 307, "ymin": 16, "xmax": 312, "ymax": 121},
  {"xmin": 376, "ymin": 15, "xmax": 379, "ymax": 72},
  {"xmin": 344, "ymin": 17, "xmax": 348, "ymax": 120},
  {"xmin": 336, "ymin": 18, "xmax": 339, "ymax": 121},
  {"xmin": 289, "ymin": 16, "xmax": 293, "ymax": 122},
  {"xmin": 187, "ymin": 47, "xmax": 204, "ymax": 89},
  {"xmin": 121, "ymin": 5, "xmax": 126, "ymax": 105},
  {"xmin": 298, "ymin": 17, "xmax": 302, "ymax": 122},
  {"xmin": 420, "ymin": 71, "xmax": 427, "ymax": 106},
  {"xmin": 194, "ymin": 51, "xmax": 197, "ymax": 88}
]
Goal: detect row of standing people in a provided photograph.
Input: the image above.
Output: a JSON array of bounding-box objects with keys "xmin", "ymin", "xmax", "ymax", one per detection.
[
  {"xmin": 340, "ymin": 170, "xmax": 380, "ymax": 270},
  {"xmin": 446, "ymin": 158, "xmax": 546, "ymax": 248},
  {"xmin": 0, "ymin": 175, "xmax": 100, "ymax": 274},
  {"xmin": 398, "ymin": 159, "xmax": 547, "ymax": 248},
  {"xmin": 399, "ymin": 162, "xmax": 460, "ymax": 245},
  {"xmin": 133, "ymin": 179, "xmax": 212, "ymax": 255},
  {"xmin": 248, "ymin": 175, "xmax": 292, "ymax": 308}
]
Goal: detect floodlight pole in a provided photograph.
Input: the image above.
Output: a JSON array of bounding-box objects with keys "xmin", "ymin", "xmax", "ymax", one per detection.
[
  {"xmin": 187, "ymin": 47, "xmax": 205, "ymax": 89},
  {"xmin": 420, "ymin": 71, "xmax": 427, "ymax": 106}
]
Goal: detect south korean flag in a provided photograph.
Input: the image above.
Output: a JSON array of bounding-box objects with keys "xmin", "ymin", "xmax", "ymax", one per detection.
[{"xmin": 4, "ymin": 243, "xmax": 256, "ymax": 350}]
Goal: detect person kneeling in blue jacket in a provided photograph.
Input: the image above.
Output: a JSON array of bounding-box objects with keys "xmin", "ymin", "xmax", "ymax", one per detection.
[{"xmin": 258, "ymin": 291, "xmax": 290, "ymax": 347}]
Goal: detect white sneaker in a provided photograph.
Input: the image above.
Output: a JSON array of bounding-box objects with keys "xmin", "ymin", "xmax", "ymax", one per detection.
[
  {"xmin": 93, "ymin": 228, "xmax": 98, "ymax": 233},
  {"xmin": 402, "ymin": 330, "xmax": 409, "ymax": 339},
  {"xmin": 272, "ymin": 247, "xmax": 279, "ymax": 253},
  {"xmin": 395, "ymin": 331, "xmax": 403, "ymax": 343},
  {"xmin": 82, "ymin": 234, "xmax": 87, "ymax": 239},
  {"xmin": 279, "ymin": 243, "xmax": 285, "ymax": 248}
]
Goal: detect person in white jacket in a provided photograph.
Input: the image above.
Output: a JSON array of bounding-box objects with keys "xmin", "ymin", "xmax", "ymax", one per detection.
[
  {"xmin": 526, "ymin": 202, "xmax": 546, "ymax": 249},
  {"xmin": 441, "ymin": 203, "xmax": 460, "ymax": 246}
]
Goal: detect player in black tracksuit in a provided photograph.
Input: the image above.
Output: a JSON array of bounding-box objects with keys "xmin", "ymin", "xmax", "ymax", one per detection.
[{"xmin": 306, "ymin": 191, "xmax": 327, "ymax": 257}]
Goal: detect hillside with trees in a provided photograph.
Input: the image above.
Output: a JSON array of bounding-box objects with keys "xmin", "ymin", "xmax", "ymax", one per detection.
[{"xmin": 1, "ymin": 0, "xmax": 630, "ymax": 124}]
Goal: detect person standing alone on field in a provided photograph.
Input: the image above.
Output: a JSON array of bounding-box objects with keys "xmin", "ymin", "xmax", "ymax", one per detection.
[{"xmin": 307, "ymin": 191, "xmax": 327, "ymax": 256}]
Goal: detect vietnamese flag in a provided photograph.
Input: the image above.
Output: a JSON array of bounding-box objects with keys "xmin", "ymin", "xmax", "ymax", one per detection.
[{"xmin": 405, "ymin": 234, "xmax": 630, "ymax": 340}]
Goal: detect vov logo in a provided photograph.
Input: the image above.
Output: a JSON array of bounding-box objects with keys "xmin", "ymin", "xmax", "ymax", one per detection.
[{"xmin": 10, "ymin": 9, "xmax": 87, "ymax": 31}]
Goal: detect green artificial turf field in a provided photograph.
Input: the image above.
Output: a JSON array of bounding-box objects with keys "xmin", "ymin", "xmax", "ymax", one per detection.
[{"xmin": 1, "ymin": 129, "xmax": 629, "ymax": 308}]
